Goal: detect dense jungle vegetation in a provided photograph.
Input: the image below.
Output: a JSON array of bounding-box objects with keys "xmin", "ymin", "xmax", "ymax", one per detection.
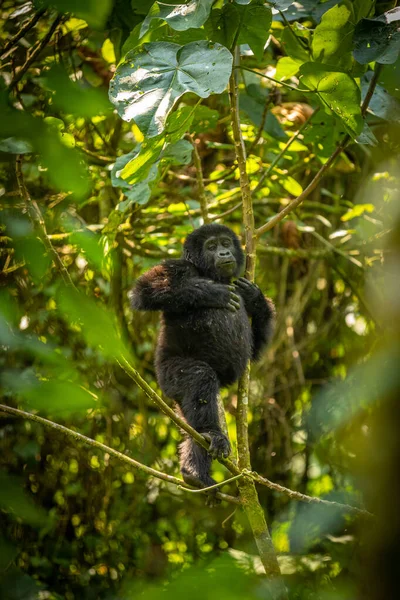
[{"xmin": 1, "ymin": 1, "xmax": 400, "ymax": 599}]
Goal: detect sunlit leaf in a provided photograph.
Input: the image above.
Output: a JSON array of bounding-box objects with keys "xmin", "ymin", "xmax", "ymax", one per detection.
[
  {"xmin": 109, "ymin": 41, "xmax": 232, "ymax": 137},
  {"xmin": 112, "ymin": 147, "xmax": 159, "ymax": 207},
  {"xmin": 280, "ymin": 176, "xmax": 303, "ymax": 196},
  {"xmin": 312, "ymin": 1, "xmax": 354, "ymax": 69},
  {"xmin": 140, "ymin": 0, "xmax": 214, "ymax": 36},
  {"xmin": 341, "ymin": 203, "xmax": 375, "ymax": 221},
  {"xmin": 275, "ymin": 57, "xmax": 302, "ymax": 81},
  {"xmin": 101, "ymin": 38, "xmax": 116, "ymax": 63},
  {"xmin": 119, "ymin": 136, "xmax": 165, "ymax": 184},
  {"xmin": 299, "ymin": 62, "xmax": 363, "ymax": 137}
]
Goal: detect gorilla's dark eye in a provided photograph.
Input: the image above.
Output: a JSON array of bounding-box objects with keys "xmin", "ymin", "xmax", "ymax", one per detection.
[
  {"xmin": 205, "ymin": 239, "xmax": 217, "ymax": 251},
  {"xmin": 221, "ymin": 238, "xmax": 231, "ymax": 247}
]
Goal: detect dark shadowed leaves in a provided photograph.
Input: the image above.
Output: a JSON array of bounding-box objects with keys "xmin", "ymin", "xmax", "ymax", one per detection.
[
  {"xmin": 0, "ymin": 471, "xmax": 49, "ymax": 528},
  {"xmin": 353, "ymin": 7, "xmax": 400, "ymax": 65},
  {"xmin": 57, "ymin": 286, "xmax": 131, "ymax": 360},
  {"xmin": 362, "ymin": 72, "xmax": 400, "ymax": 123},
  {"xmin": 2, "ymin": 372, "xmax": 97, "ymax": 416},
  {"xmin": 41, "ymin": 0, "xmax": 112, "ymax": 29},
  {"xmin": 45, "ymin": 66, "xmax": 111, "ymax": 118}
]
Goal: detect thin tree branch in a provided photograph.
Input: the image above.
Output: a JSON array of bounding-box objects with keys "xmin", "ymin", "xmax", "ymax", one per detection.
[
  {"xmin": 252, "ymin": 472, "xmax": 373, "ymax": 518},
  {"xmin": 1, "ymin": 8, "xmax": 47, "ymax": 60},
  {"xmin": 239, "ymin": 65, "xmax": 312, "ymax": 93},
  {"xmin": 248, "ymin": 91, "xmax": 275, "ymax": 155},
  {"xmin": 119, "ymin": 355, "xmax": 370, "ymax": 516},
  {"xmin": 256, "ymin": 140, "xmax": 348, "ymax": 238},
  {"xmin": 258, "ymin": 245, "xmax": 359, "ymax": 259},
  {"xmin": 178, "ymin": 473, "xmax": 244, "ymax": 493},
  {"xmin": 9, "ymin": 14, "xmax": 62, "ymax": 91},
  {"xmin": 255, "ymin": 63, "xmax": 383, "ymax": 238},
  {"xmin": 187, "ymin": 133, "xmax": 210, "ymax": 223},
  {"xmin": 118, "ymin": 356, "xmax": 240, "ymax": 475},
  {"xmin": 229, "ymin": 48, "xmax": 287, "ymax": 596},
  {"xmin": 16, "ymin": 155, "xmax": 75, "ymax": 287},
  {"xmin": 253, "ymin": 108, "xmax": 319, "ymax": 196},
  {"xmin": 0, "ymin": 403, "xmax": 239, "ymax": 506}
]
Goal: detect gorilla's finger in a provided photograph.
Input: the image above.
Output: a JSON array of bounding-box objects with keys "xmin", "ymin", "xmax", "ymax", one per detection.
[
  {"xmin": 235, "ymin": 278, "xmax": 254, "ymax": 289},
  {"xmin": 229, "ymin": 292, "xmax": 241, "ymax": 302},
  {"xmin": 228, "ymin": 300, "xmax": 240, "ymax": 311}
]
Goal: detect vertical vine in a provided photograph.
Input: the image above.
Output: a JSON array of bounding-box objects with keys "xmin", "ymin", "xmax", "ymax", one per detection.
[{"xmin": 228, "ymin": 49, "xmax": 287, "ymax": 598}]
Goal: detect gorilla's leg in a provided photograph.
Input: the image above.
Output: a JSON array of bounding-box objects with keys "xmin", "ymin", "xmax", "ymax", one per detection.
[{"xmin": 156, "ymin": 357, "xmax": 231, "ymax": 490}]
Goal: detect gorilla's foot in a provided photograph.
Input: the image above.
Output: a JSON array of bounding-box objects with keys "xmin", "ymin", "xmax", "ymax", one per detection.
[{"xmin": 203, "ymin": 431, "xmax": 231, "ymax": 460}]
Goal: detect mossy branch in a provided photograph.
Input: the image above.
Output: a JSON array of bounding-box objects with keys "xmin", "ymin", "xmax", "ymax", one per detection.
[{"xmin": 0, "ymin": 403, "xmax": 239, "ymax": 506}]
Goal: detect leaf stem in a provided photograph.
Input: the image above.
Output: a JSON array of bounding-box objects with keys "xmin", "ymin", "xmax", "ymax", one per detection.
[{"xmin": 238, "ymin": 65, "xmax": 312, "ymax": 93}]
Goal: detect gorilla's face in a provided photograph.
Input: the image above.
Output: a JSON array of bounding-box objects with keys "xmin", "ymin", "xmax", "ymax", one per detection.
[{"xmin": 203, "ymin": 234, "xmax": 237, "ymax": 278}]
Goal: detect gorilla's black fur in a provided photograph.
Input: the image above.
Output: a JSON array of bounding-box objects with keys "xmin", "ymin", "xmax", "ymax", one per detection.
[{"xmin": 130, "ymin": 224, "xmax": 275, "ymax": 497}]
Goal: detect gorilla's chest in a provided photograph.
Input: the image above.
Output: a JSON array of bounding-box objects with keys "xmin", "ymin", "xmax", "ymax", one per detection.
[{"xmin": 161, "ymin": 302, "xmax": 252, "ymax": 384}]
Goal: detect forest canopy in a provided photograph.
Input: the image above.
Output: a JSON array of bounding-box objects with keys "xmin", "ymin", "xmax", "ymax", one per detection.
[{"xmin": 1, "ymin": 1, "xmax": 400, "ymax": 599}]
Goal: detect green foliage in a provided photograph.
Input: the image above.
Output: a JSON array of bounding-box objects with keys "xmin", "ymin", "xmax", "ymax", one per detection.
[
  {"xmin": 312, "ymin": 1, "xmax": 354, "ymax": 69},
  {"xmin": 353, "ymin": 7, "xmax": 400, "ymax": 64},
  {"xmin": 141, "ymin": 0, "xmax": 214, "ymax": 36},
  {"xmin": 299, "ymin": 63, "xmax": 363, "ymax": 136},
  {"xmin": 1, "ymin": 1, "xmax": 400, "ymax": 598},
  {"xmin": 109, "ymin": 41, "xmax": 232, "ymax": 137}
]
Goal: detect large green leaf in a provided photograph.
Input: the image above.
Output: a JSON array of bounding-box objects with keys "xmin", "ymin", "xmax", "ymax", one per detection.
[
  {"xmin": 312, "ymin": 1, "xmax": 354, "ymax": 69},
  {"xmin": 281, "ymin": 23, "xmax": 311, "ymax": 62},
  {"xmin": 275, "ymin": 56, "xmax": 302, "ymax": 81},
  {"xmin": 237, "ymin": 1, "xmax": 272, "ymax": 60},
  {"xmin": 109, "ymin": 41, "xmax": 232, "ymax": 137},
  {"xmin": 205, "ymin": 2, "xmax": 272, "ymax": 60},
  {"xmin": 353, "ymin": 7, "xmax": 400, "ymax": 65},
  {"xmin": 204, "ymin": 6, "xmax": 239, "ymax": 49},
  {"xmin": 299, "ymin": 62, "xmax": 363, "ymax": 137},
  {"xmin": 111, "ymin": 148, "xmax": 159, "ymax": 209},
  {"xmin": 140, "ymin": 0, "xmax": 214, "ymax": 36},
  {"xmin": 119, "ymin": 136, "xmax": 165, "ymax": 184}
]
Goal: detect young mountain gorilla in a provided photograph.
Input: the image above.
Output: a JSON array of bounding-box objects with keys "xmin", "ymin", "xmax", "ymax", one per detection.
[{"xmin": 130, "ymin": 224, "xmax": 275, "ymax": 496}]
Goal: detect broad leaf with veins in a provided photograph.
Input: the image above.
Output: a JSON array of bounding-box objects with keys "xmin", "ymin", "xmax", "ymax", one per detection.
[{"xmin": 109, "ymin": 41, "xmax": 232, "ymax": 137}]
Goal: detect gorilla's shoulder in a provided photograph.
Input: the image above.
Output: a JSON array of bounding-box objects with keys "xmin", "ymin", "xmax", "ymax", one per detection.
[{"xmin": 162, "ymin": 259, "xmax": 199, "ymax": 278}]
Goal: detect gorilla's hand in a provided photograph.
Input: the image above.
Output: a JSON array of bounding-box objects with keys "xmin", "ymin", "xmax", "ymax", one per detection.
[
  {"xmin": 203, "ymin": 431, "xmax": 231, "ymax": 460},
  {"xmin": 234, "ymin": 277, "xmax": 263, "ymax": 311},
  {"xmin": 193, "ymin": 280, "xmax": 240, "ymax": 312}
]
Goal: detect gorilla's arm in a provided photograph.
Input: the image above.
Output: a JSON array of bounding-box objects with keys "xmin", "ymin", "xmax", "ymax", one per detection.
[
  {"xmin": 234, "ymin": 278, "xmax": 275, "ymax": 360},
  {"xmin": 130, "ymin": 260, "xmax": 240, "ymax": 313}
]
